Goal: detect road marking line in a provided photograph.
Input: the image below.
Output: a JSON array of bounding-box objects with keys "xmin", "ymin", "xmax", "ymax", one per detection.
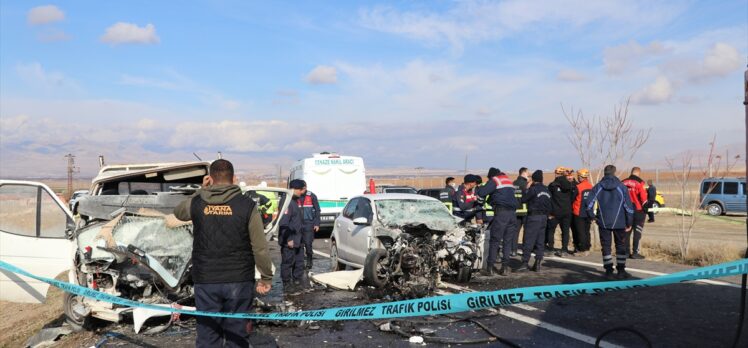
[
  {"xmin": 544, "ymin": 256, "xmax": 741, "ymax": 289},
  {"xmin": 313, "ymin": 250, "xmax": 331, "ymax": 258}
]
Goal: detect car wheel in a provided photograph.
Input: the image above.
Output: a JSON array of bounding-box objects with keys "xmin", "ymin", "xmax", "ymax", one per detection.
[
  {"xmin": 707, "ymin": 203, "xmax": 723, "ymax": 216},
  {"xmin": 64, "ymin": 293, "xmax": 91, "ymax": 331},
  {"xmin": 363, "ymin": 248, "xmax": 389, "ymax": 288},
  {"xmin": 329, "ymin": 240, "xmax": 346, "ymax": 271}
]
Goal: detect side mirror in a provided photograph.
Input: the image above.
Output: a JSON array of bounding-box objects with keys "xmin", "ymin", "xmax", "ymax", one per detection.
[
  {"xmin": 65, "ymin": 217, "xmax": 76, "ymax": 238},
  {"xmin": 352, "ymin": 217, "xmax": 370, "ymax": 226}
]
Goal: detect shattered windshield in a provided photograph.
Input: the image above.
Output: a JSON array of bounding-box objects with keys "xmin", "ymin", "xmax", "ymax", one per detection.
[
  {"xmin": 375, "ymin": 199, "xmax": 457, "ymax": 231},
  {"xmin": 77, "ymin": 215, "xmax": 192, "ymax": 288}
]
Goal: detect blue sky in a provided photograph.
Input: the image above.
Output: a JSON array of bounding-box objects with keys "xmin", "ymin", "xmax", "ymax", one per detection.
[{"xmin": 0, "ymin": 1, "xmax": 746, "ymax": 177}]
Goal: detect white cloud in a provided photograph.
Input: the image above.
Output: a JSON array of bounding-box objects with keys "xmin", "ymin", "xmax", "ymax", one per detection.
[
  {"xmin": 687, "ymin": 43, "xmax": 742, "ymax": 82},
  {"xmin": 359, "ymin": 1, "xmax": 686, "ymax": 53},
  {"xmin": 632, "ymin": 76, "xmax": 673, "ymax": 105},
  {"xmin": 305, "ymin": 65, "xmax": 338, "ymax": 84},
  {"xmin": 101, "ymin": 22, "xmax": 160, "ymax": 45},
  {"xmin": 603, "ymin": 41, "xmax": 668, "ymax": 75},
  {"xmin": 27, "ymin": 5, "xmax": 64, "ymax": 25},
  {"xmin": 557, "ymin": 69, "xmax": 586, "ymax": 82},
  {"xmin": 15, "ymin": 62, "xmax": 80, "ymax": 92}
]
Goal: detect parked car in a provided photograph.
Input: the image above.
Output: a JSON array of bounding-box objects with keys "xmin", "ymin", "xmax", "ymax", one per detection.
[
  {"xmin": 700, "ymin": 177, "xmax": 747, "ymax": 216},
  {"xmin": 0, "ymin": 162, "xmax": 292, "ymax": 331},
  {"xmin": 417, "ymin": 188, "xmax": 445, "ymax": 200},
  {"xmin": 375, "ymin": 185, "xmax": 418, "ymax": 194},
  {"xmin": 68, "ymin": 189, "xmax": 89, "ymax": 213},
  {"xmin": 329, "ymin": 194, "xmax": 485, "ymax": 292}
]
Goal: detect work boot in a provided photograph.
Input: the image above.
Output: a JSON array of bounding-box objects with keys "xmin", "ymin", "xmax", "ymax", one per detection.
[
  {"xmin": 630, "ymin": 253, "xmax": 645, "ymax": 260},
  {"xmin": 604, "ymin": 269, "xmax": 616, "ymax": 281},
  {"xmin": 515, "ymin": 262, "xmax": 530, "ymax": 272},
  {"xmin": 617, "ymin": 270, "xmax": 632, "ymax": 280},
  {"xmin": 480, "ymin": 268, "xmax": 494, "ymax": 277},
  {"xmin": 306, "ymin": 256, "xmax": 313, "ymax": 269},
  {"xmin": 554, "ymin": 250, "xmax": 567, "ymax": 258},
  {"xmin": 497, "ymin": 265, "xmax": 508, "ymax": 276},
  {"xmin": 532, "ymin": 259, "xmax": 542, "ymax": 272}
]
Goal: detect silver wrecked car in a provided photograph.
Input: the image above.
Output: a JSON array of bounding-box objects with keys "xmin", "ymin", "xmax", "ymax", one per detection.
[{"xmin": 0, "ymin": 162, "xmax": 292, "ymax": 331}]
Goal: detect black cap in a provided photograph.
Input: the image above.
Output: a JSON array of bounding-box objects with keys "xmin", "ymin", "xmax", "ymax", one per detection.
[
  {"xmin": 531, "ymin": 170, "xmax": 543, "ymax": 183},
  {"xmin": 289, "ymin": 179, "xmax": 306, "ymax": 189},
  {"xmin": 487, "ymin": 167, "xmax": 500, "ymax": 179}
]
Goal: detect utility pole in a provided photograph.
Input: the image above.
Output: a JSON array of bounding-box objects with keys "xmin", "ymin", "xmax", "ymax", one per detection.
[{"xmin": 64, "ymin": 154, "xmax": 79, "ymax": 201}]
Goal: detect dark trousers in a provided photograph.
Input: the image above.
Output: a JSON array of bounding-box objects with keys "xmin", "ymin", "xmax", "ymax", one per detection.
[
  {"xmin": 281, "ymin": 245, "xmax": 305, "ymax": 283},
  {"xmin": 545, "ymin": 214, "xmax": 571, "ymax": 251},
  {"xmin": 571, "ymin": 215, "xmax": 591, "ymax": 252},
  {"xmin": 522, "ymin": 215, "xmax": 547, "ymax": 263},
  {"xmin": 628, "ymin": 211, "xmax": 646, "ymax": 255},
  {"xmin": 487, "ymin": 210, "xmax": 517, "ymax": 267},
  {"xmin": 645, "ymin": 201, "xmax": 655, "ymax": 222},
  {"xmin": 511, "ymin": 216, "xmax": 525, "ymax": 253},
  {"xmin": 301, "ymin": 224, "xmax": 315, "ymax": 259},
  {"xmin": 195, "ymin": 281, "xmax": 254, "ymax": 348},
  {"xmin": 599, "ymin": 228, "xmax": 628, "ymax": 271}
]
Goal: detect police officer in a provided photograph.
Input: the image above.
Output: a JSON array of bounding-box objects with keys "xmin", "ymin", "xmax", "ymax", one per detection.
[
  {"xmin": 622, "ymin": 167, "xmax": 647, "ymax": 259},
  {"xmin": 245, "ymin": 190, "xmax": 273, "ymax": 225},
  {"xmin": 289, "ymin": 179, "xmax": 321, "ymax": 269},
  {"xmin": 279, "ymin": 189, "xmax": 304, "ymax": 292},
  {"xmin": 476, "ymin": 168, "xmax": 518, "ymax": 276},
  {"xmin": 511, "ymin": 167, "xmax": 529, "ymax": 256},
  {"xmin": 546, "ymin": 167, "xmax": 575, "ymax": 257},
  {"xmin": 174, "ymin": 159, "xmax": 272, "ymax": 348},
  {"xmin": 571, "ymin": 169, "xmax": 593, "ymax": 256},
  {"xmin": 586, "ymin": 165, "xmax": 634, "ymax": 281},
  {"xmin": 516, "ymin": 170, "xmax": 551, "ymax": 272},
  {"xmin": 453, "ymin": 174, "xmax": 481, "ymax": 224}
]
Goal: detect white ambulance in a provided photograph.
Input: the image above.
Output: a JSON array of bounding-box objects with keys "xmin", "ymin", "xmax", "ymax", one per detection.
[{"xmin": 289, "ymin": 153, "xmax": 366, "ymax": 227}]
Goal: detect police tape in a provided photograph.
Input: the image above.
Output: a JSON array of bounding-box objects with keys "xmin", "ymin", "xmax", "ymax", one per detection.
[{"xmin": 1, "ymin": 259, "xmax": 746, "ymax": 321}]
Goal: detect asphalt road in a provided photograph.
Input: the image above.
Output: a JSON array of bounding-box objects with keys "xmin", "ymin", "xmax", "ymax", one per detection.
[{"xmin": 67, "ymin": 234, "xmax": 748, "ymax": 348}]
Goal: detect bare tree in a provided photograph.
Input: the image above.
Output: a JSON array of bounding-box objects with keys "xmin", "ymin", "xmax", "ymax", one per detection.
[
  {"xmin": 564, "ymin": 98, "xmax": 651, "ymax": 182},
  {"xmin": 665, "ymin": 135, "xmax": 742, "ymax": 260}
]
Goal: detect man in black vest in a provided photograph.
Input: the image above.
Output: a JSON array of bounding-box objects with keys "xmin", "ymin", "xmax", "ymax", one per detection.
[{"xmin": 174, "ymin": 159, "xmax": 273, "ymax": 348}]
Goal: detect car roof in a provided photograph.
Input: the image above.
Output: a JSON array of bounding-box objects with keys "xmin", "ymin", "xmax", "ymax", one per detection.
[
  {"xmin": 702, "ymin": 177, "xmax": 746, "ymax": 181},
  {"xmin": 352, "ymin": 193, "xmax": 440, "ymax": 201},
  {"xmin": 92, "ymin": 161, "xmax": 210, "ymax": 184}
]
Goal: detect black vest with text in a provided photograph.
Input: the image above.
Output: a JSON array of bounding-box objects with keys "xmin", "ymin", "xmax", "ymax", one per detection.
[{"xmin": 190, "ymin": 194, "xmax": 255, "ymax": 283}]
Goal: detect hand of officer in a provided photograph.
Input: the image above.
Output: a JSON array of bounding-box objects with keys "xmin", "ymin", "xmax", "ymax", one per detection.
[
  {"xmin": 256, "ymin": 281, "xmax": 271, "ymax": 295},
  {"xmin": 287, "ymin": 240, "xmax": 294, "ymax": 248},
  {"xmin": 313, "ymin": 226, "xmax": 319, "ymax": 232},
  {"xmin": 625, "ymin": 226, "xmax": 632, "ymax": 232},
  {"xmin": 476, "ymin": 219, "xmax": 483, "ymax": 225}
]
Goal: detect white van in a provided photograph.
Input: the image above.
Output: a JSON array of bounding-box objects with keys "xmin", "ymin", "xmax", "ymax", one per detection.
[{"xmin": 289, "ymin": 153, "xmax": 366, "ymax": 227}]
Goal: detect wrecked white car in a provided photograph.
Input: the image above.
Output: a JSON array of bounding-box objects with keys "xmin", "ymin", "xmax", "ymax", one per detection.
[
  {"xmin": 0, "ymin": 162, "xmax": 291, "ymax": 331},
  {"xmin": 329, "ymin": 194, "xmax": 485, "ymax": 297}
]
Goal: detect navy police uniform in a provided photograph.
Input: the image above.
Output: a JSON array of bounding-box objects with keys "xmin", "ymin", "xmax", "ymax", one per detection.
[
  {"xmin": 290, "ymin": 179, "xmax": 321, "ymax": 269},
  {"xmin": 475, "ymin": 168, "xmax": 518, "ymax": 275},
  {"xmin": 586, "ymin": 174, "xmax": 634, "ymax": 278},
  {"xmin": 279, "ymin": 197, "xmax": 304, "ymax": 286},
  {"xmin": 520, "ymin": 170, "xmax": 552, "ymax": 270}
]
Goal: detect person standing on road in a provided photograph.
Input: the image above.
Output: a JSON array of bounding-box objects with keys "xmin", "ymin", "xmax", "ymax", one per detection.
[
  {"xmin": 476, "ymin": 167, "xmax": 518, "ymax": 276},
  {"xmin": 442, "ymin": 177, "xmax": 457, "ymax": 202},
  {"xmin": 511, "ymin": 167, "xmax": 529, "ymax": 257},
  {"xmin": 586, "ymin": 165, "xmax": 634, "ymax": 281},
  {"xmin": 174, "ymin": 159, "xmax": 273, "ymax": 348},
  {"xmin": 516, "ymin": 170, "xmax": 552, "ymax": 273},
  {"xmin": 453, "ymin": 175, "xmax": 482, "ymax": 224},
  {"xmin": 289, "ymin": 179, "xmax": 321, "ymax": 270},
  {"xmin": 279, "ymin": 190, "xmax": 304, "ymax": 292},
  {"xmin": 646, "ymin": 180, "xmax": 657, "ymax": 223},
  {"xmin": 546, "ymin": 167, "xmax": 575, "ymax": 257},
  {"xmin": 622, "ymin": 167, "xmax": 647, "ymax": 259},
  {"xmin": 571, "ymin": 169, "xmax": 593, "ymax": 256}
]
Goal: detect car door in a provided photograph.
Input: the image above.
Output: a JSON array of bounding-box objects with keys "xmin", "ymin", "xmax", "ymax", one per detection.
[
  {"xmin": 242, "ymin": 186, "xmax": 292, "ymax": 241},
  {"xmin": 349, "ymin": 198, "xmax": 374, "ymax": 267},
  {"xmin": 0, "ymin": 180, "xmax": 74, "ymax": 303},
  {"xmin": 722, "ymin": 181, "xmax": 741, "ymax": 212},
  {"xmin": 335, "ymin": 198, "xmax": 358, "ymax": 261}
]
